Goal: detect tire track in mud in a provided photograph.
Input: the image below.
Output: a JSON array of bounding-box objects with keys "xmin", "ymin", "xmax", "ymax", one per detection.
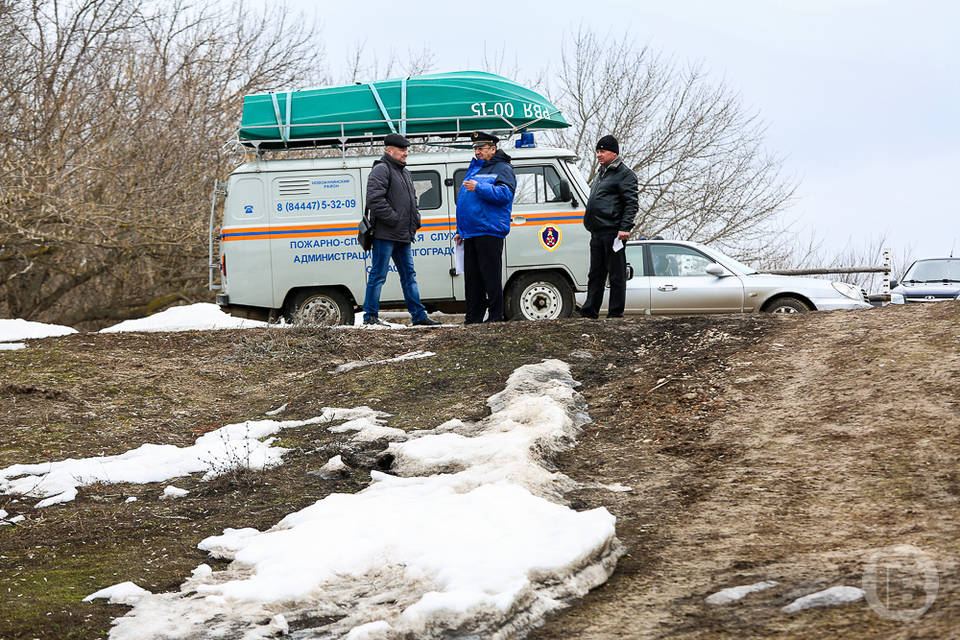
[{"xmin": 531, "ymin": 304, "xmax": 960, "ymax": 640}]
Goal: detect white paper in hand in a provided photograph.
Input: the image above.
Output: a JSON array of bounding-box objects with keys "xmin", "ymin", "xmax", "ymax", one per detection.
[
  {"xmin": 455, "ymin": 241, "xmax": 465, "ymax": 274},
  {"xmin": 612, "ymin": 238, "xmax": 624, "ymax": 252}
]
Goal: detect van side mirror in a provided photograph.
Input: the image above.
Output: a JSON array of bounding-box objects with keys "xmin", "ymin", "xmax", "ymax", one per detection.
[
  {"xmin": 705, "ymin": 263, "xmax": 725, "ymax": 277},
  {"xmin": 889, "ymin": 279, "xmax": 898, "ymax": 290},
  {"xmin": 626, "ymin": 263, "xmax": 635, "ymax": 280},
  {"xmin": 558, "ymin": 178, "xmax": 571, "ymax": 202}
]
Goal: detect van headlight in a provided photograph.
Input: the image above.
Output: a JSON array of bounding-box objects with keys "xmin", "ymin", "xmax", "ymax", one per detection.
[
  {"xmin": 891, "ymin": 293, "xmax": 905, "ymax": 304},
  {"xmin": 832, "ymin": 281, "xmax": 862, "ymax": 301}
]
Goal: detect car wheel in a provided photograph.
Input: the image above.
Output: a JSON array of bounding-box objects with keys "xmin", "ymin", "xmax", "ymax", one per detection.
[
  {"xmin": 286, "ymin": 289, "xmax": 355, "ymax": 326},
  {"xmin": 507, "ymin": 272, "xmax": 574, "ymax": 320},
  {"xmin": 764, "ymin": 296, "xmax": 810, "ymax": 314}
]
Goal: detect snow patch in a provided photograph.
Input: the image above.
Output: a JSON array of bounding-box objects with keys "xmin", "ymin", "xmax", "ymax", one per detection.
[
  {"xmin": 332, "ymin": 350, "xmax": 436, "ymax": 374},
  {"xmin": 0, "ymin": 416, "xmax": 329, "ymax": 507},
  {"xmin": 264, "ymin": 402, "xmax": 287, "ymax": 416},
  {"xmin": 100, "ymin": 302, "xmax": 268, "ymax": 333},
  {"xmin": 320, "ymin": 406, "xmax": 407, "ymax": 441},
  {"xmin": 0, "ymin": 342, "xmax": 26, "ymax": 351},
  {"xmin": 161, "ymin": 486, "xmax": 189, "ymax": 499},
  {"xmin": 124, "ymin": 497, "xmax": 137, "ymax": 503},
  {"xmin": 106, "ymin": 360, "xmax": 623, "ymax": 640},
  {"xmin": 0, "ymin": 318, "xmax": 77, "ymax": 342},
  {"xmin": 782, "ymin": 586, "xmax": 865, "ymax": 613},
  {"xmin": 83, "ymin": 581, "xmax": 152, "ymax": 605},
  {"xmin": 705, "ymin": 580, "xmax": 778, "ymax": 605}
]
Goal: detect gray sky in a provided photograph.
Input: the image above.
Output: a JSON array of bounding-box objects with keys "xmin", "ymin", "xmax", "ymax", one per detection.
[{"xmin": 270, "ymin": 0, "xmax": 959, "ymax": 265}]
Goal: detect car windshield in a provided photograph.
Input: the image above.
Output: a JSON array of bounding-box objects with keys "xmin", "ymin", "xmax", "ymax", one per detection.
[{"xmin": 902, "ymin": 259, "xmax": 960, "ymax": 283}]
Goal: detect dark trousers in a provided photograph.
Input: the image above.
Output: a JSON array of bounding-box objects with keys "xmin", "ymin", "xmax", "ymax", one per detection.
[
  {"xmin": 463, "ymin": 235, "xmax": 505, "ymax": 324},
  {"xmin": 580, "ymin": 230, "xmax": 627, "ymax": 318}
]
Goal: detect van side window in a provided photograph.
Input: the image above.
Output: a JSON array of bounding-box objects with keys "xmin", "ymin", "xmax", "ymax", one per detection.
[
  {"xmin": 410, "ymin": 170, "xmax": 441, "ymax": 210},
  {"xmin": 514, "ymin": 166, "xmax": 564, "ymax": 206}
]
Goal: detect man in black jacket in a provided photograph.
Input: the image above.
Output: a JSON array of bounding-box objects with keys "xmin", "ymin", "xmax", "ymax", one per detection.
[
  {"xmin": 362, "ymin": 133, "xmax": 440, "ymax": 326},
  {"xmin": 579, "ymin": 135, "xmax": 638, "ymax": 319}
]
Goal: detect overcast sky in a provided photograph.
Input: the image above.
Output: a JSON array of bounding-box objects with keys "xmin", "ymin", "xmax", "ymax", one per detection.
[{"xmin": 265, "ymin": 0, "xmax": 958, "ymax": 265}]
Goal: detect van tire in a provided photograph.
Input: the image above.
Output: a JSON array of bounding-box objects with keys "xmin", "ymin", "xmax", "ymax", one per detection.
[
  {"xmin": 286, "ymin": 289, "xmax": 355, "ymax": 326},
  {"xmin": 507, "ymin": 272, "xmax": 574, "ymax": 321}
]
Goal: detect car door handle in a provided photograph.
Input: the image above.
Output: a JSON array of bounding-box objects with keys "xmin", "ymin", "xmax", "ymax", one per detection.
[
  {"xmin": 658, "ymin": 284, "xmax": 677, "ymax": 292},
  {"xmin": 511, "ymin": 216, "xmax": 527, "ymax": 225}
]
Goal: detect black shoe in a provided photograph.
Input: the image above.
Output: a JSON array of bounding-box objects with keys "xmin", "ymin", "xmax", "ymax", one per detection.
[
  {"xmin": 363, "ymin": 317, "xmax": 389, "ymax": 326},
  {"xmin": 413, "ymin": 316, "xmax": 441, "ymax": 327}
]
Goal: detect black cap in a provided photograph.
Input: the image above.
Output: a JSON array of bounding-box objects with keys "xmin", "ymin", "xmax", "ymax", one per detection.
[
  {"xmin": 470, "ymin": 131, "xmax": 499, "ymax": 147},
  {"xmin": 596, "ymin": 135, "xmax": 619, "ymax": 154},
  {"xmin": 384, "ymin": 133, "xmax": 410, "ymax": 148}
]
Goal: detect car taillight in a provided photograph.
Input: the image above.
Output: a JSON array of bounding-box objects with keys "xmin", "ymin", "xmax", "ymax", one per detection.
[{"xmin": 221, "ymin": 254, "xmax": 226, "ymax": 277}]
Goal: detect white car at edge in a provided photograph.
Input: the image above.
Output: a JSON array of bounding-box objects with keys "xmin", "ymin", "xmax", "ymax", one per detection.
[{"xmin": 575, "ymin": 239, "xmax": 871, "ymax": 315}]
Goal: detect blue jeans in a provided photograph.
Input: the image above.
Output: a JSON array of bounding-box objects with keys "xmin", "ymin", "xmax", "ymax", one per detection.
[{"xmin": 362, "ymin": 239, "xmax": 428, "ymax": 322}]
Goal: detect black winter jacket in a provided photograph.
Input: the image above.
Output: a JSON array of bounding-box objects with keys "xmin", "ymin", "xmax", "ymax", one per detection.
[
  {"xmin": 366, "ymin": 154, "xmax": 420, "ymax": 242},
  {"xmin": 583, "ymin": 157, "xmax": 639, "ymax": 233}
]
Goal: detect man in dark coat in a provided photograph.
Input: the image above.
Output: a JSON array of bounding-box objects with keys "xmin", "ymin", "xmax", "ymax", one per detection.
[
  {"xmin": 579, "ymin": 135, "xmax": 639, "ymax": 319},
  {"xmin": 454, "ymin": 131, "xmax": 516, "ymax": 323},
  {"xmin": 362, "ymin": 133, "xmax": 440, "ymax": 326}
]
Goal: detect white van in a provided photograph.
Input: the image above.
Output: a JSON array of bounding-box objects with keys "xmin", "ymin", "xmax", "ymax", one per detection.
[{"xmin": 209, "ymin": 145, "xmax": 593, "ymax": 324}]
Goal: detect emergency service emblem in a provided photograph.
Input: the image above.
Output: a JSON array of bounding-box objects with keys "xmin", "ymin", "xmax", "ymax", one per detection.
[{"xmin": 539, "ymin": 224, "xmax": 562, "ymax": 251}]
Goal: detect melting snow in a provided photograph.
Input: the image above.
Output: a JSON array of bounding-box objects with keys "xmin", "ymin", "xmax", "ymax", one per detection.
[
  {"xmin": 105, "ymin": 360, "xmax": 623, "ymax": 639},
  {"xmin": 706, "ymin": 580, "xmax": 778, "ymax": 605},
  {"xmin": 0, "ymin": 318, "xmax": 77, "ymax": 342},
  {"xmin": 83, "ymin": 582, "xmax": 152, "ymax": 605},
  {"xmin": 782, "ymin": 586, "xmax": 865, "ymax": 613},
  {"xmin": 161, "ymin": 486, "xmax": 189, "ymax": 499},
  {"xmin": 99, "ymin": 302, "xmax": 269, "ymax": 333},
  {"xmin": 332, "ymin": 350, "xmax": 436, "ymax": 374},
  {"xmin": 0, "ymin": 417, "xmax": 329, "ymax": 507}
]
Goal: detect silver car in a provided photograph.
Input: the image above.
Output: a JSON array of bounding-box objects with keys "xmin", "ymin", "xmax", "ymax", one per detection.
[{"xmin": 575, "ymin": 239, "xmax": 872, "ymax": 315}]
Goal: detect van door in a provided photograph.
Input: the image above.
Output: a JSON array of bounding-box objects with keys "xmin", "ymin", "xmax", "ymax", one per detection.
[
  {"xmin": 222, "ymin": 176, "xmax": 273, "ymax": 307},
  {"xmin": 503, "ymin": 162, "xmax": 588, "ymax": 284},
  {"xmin": 269, "ymin": 171, "xmax": 367, "ymax": 310},
  {"xmin": 360, "ymin": 164, "xmax": 456, "ymax": 305}
]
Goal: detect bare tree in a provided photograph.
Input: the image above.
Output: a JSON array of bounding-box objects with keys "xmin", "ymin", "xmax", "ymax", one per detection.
[
  {"xmin": 0, "ymin": 0, "xmax": 324, "ymax": 328},
  {"xmin": 545, "ymin": 28, "xmax": 796, "ymax": 263}
]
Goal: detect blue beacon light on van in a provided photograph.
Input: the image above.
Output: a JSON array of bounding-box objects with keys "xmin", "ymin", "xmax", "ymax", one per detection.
[{"xmin": 515, "ymin": 132, "xmax": 536, "ymax": 148}]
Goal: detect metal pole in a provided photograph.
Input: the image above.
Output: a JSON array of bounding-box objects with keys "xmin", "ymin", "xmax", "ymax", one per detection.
[{"xmin": 882, "ymin": 247, "xmax": 891, "ymax": 305}]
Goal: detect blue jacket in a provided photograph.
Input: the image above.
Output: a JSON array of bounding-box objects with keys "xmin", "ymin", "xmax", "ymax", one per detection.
[{"xmin": 456, "ymin": 150, "xmax": 516, "ymax": 239}]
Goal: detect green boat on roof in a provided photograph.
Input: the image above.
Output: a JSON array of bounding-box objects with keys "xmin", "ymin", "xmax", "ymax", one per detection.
[{"xmin": 237, "ymin": 71, "xmax": 569, "ymax": 149}]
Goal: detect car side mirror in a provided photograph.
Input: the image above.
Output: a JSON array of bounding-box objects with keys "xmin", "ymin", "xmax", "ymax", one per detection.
[
  {"xmin": 705, "ymin": 263, "xmax": 725, "ymax": 277},
  {"xmin": 889, "ymin": 279, "xmax": 898, "ymax": 290},
  {"xmin": 626, "ymin": 263, "xmax": 635, "ymax": 280}
]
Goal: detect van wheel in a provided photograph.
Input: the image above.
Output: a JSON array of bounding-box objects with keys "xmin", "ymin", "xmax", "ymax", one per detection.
[
  {"xmin": 764, "ymin": 296, "xmax": 810, "ymax": 313},
  {"xmin": 507, "ymin": 272, "xmax": 574, "ymax": 321},
  {"xmin": 286, "ymin": 289, "xmax": 355, "ymax": 326}
]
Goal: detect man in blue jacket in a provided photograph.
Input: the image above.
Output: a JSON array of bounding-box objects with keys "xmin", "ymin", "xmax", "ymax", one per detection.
[{"xmin": 454, "ymin": 131, "xmax": 516, "ymax": 324}]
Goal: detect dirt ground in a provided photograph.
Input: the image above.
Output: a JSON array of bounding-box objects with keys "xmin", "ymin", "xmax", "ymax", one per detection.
[{"xmin": 1, "ymin": 303, "xmax": 957, "ymax": 639}]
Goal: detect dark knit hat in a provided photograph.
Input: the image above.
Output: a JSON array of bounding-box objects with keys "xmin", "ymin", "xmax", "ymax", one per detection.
[
  {"xmin": 596, "ymin": 135, "xmax": 619, "ymax": 154},
  {"xmin": 384, "ymin": 133, "xmax": 411, "ymax": 148}
]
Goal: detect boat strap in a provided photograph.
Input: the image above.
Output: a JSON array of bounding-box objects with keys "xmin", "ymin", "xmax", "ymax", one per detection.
[
  {"xmin": 270, "ymin": 91, "xmax": 293, "ymax": 143},
  {"xmin": 367, "ymin": 83, "xmax": 397, "ymax": 134},
  {"xmin": 400, "ymin": 77, "xmax": 407, "ymax": 135}
]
